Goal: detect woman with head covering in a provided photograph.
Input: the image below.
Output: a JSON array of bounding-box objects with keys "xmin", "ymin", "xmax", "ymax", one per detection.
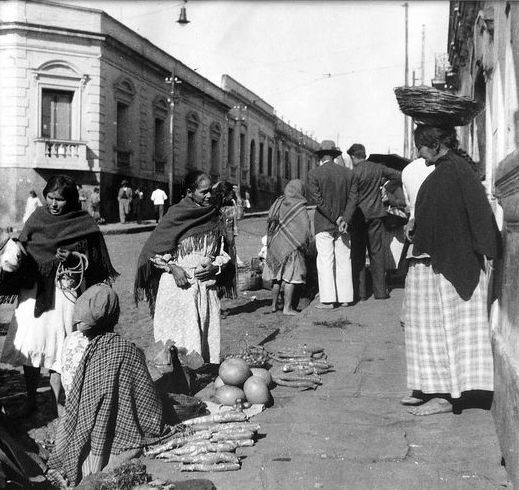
[
  {"xmin": 402, "ymin": 125, "xmax": 501, "ymax": 416},
  {"xmin": 0, "ymin": 175, "xmax": 118, "ymax": 416},
  {"xmin": 134, "ymin": 170, "xmax": 234, "ymax": 364},
  {"xmin": 265, "ymin": 179, "xmax": 312, "ymax": 315},
  {"xmin": 48, "ymin": 284, "xmax": 163, "ymax": 486}
]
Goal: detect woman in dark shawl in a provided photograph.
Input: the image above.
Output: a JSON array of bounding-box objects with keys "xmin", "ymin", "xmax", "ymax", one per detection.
[
  {"xmin": 48, "ymin": 283, "xmax": 163, "ymax": 486},
  {"xmin": 403, "ymin": 125, "xmax": 501, "ymax": 416},
  {"xmin": 265, "ymin": 179, "xmax": 312, "ymax": 315},
  {"xmin": 134, "ymin": 170, "xmax": 233, "ymax": 364},
  {"xmin": 0, "ymin": 175, "xmax": 118, "ymax": 416}
]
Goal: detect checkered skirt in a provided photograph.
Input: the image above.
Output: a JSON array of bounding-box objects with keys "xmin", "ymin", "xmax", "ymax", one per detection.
[{"xmin": 402, "ymin": 260, "xmax": 493, "ymax": 398}]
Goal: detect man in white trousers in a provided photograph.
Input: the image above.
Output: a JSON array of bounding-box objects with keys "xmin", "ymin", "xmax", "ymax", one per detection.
[{"xmin": 307, "ymin": 140, "xmax": 357, "ymax": 309}]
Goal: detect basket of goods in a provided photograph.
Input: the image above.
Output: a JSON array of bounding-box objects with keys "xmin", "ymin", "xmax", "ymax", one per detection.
[
  {"xmin": 394, "ymin": 85, "xmax": 484, "ymax": 127},
  {"xmin": 225, "ymin": 340, "xmax": 270, "ymax": 368},
  {"xmin": 166, "ymin": 393, "xmax": 207, "ymax": 422},
  {"xmin": 237, "ymin": 259, "xmax": 263, "ymax": 292}
]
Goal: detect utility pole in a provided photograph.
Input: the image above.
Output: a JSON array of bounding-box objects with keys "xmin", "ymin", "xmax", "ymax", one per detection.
[
  {"xmin": 166, "ymin": 69, "xmax": 180, "ymax": 204},
  {"xmin": 421, "ymin": 24, "xmax": 426, "ymax": 85},
  {"xmin": 403, "ymin": 2, "xmax": 410, "ymax": 159}
]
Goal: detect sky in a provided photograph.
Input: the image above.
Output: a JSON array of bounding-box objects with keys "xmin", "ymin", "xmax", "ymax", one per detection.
[{"xmin": 57, "ymin": 0, "xmax": 449, "ymax": 155}]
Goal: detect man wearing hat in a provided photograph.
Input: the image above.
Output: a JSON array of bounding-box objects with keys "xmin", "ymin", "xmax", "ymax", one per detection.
[
  {"xmin": 347, "ymin": 143, "xmax": 401, "ymax": 300},
  {"xmin": 307, "ymin": 140, "xmax": 357, "ymax": 309},
  {"xmin": 117, "ymin": 180, "xmax": 133, "ymax": 224}
]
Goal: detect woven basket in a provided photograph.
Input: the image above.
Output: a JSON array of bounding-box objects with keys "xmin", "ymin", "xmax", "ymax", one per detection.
[
  {"xmin": 166, "ymin": 393, "xmax": 207, "ymax": 421},
  {"xmin": 394, "ymin": 86, "xmax": 484, "ymax": 127},
  {"xmin": 237, "ymin": 262, "xmax": 262, "ymax": 291}
]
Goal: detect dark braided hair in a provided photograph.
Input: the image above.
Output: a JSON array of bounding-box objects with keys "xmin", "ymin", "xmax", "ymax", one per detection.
[{"xmin": 414, "ymin": 125, "xmax": 479, "ymax": 174}]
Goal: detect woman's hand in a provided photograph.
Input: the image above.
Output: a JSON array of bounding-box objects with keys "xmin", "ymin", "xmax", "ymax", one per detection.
[
  {"xmin": 168, "ymin": 264, "xmax": 190, "ymax": 288},
  {"xmin": 404, "ymin": 218, "xmax": 415, "ymax": 242},
  {"xmin": 194, "ymin": 263, "xmax": 219, "ymax": 282},
  {"xmin": 56, "ymin": 248, "xmax": 72, "ymax": 263}
]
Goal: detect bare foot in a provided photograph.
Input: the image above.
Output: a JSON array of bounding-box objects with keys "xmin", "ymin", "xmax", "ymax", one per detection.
[
  {"xmin": 283, "ymin": 309, "xmax": 298, "ymax": 316},
  {"xmin": 315, "ymin": 303, "xmax": 335, "ymax": 309},
  {"xmin": 408, "ymin": 397, "xmax": 451, "ymax": 416},
  {"xmin": 400, "ymin": 394, "xmax": 424, "ymax": 406}
]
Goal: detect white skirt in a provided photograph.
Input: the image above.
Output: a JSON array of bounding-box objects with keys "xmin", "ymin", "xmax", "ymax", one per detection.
[{"xmin": 1, "ymin": 284, "xmax": 77, "ymax": 373}]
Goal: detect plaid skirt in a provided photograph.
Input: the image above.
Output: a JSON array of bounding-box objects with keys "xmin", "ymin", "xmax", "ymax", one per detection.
[{"xmin": 402, "ymin": 260, "xmax": 493, "ymax": 398}]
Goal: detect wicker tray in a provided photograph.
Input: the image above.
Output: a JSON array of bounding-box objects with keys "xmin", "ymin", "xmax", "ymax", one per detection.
[
  {"xmin": 394, "ymin": 85, "xmax": 484, "ymax": 127},
  {"xmin": 166, "ymin": 393, "xmax": 207, "ymax": 422}
]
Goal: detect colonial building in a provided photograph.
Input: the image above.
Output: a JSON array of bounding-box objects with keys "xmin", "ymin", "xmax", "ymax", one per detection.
[
  {"xmin": 0, "ymin": 0, "xmax": 319, "ymax": 225},
  {"xmin": 448, "ymin": 1, "xmax": 519, "ymax": 485}
]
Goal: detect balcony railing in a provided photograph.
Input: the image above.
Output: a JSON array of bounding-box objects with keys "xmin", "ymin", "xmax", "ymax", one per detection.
[
  {"xmin": 154, "ymin": 159, "xmax": 166, "ymax": 174},
  {"xmin": 116, "ymin": 149, "xmax": 131, "ymax": 168},
  {"xmin": 34, "ymin": 139, "xmax": 88, "ymax": 169}
]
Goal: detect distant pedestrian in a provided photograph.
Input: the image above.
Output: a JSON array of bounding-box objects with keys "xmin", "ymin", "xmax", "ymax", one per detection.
[
  {"xmin": 307, "ymin": 140, "xmax": 357, "ymax": 309},
  {"xmin": 151, "ymin": 186, "xmax": 168, "ymax": 223},
  {"xmin": 133, "ymin": 187, "xmax": 144, "ymax": 224},
  {"xmin": 265, "ymin": 179, "xmax": 312, "ymax": 315},
  {"xmin": 243, "ymin": 191, "xmax": 251, "ymax": 212},
  {"xmin": 117, "ymin": 180, "xmax": 132, "ymax": 224},
  {"xmin": 22, "ymin": 190, "xmax": 42, "ymax": 223},
  {"xmin": 89, "ymin": 187, "xmax": 102, "ymax": 224},
  {"xmin": 347, "ymin": 143, "xmax": 401, "ymax": 301},
  {"xmin": 77, "ymin": 184, "xmax": 88, "ymax": 212}
]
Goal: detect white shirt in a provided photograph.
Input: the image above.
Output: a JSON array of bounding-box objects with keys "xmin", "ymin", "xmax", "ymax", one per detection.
[
  {"xmin": 402, "ymin": 157, "xmax": 435, "ymax": 259},
  {"xmin": 401, "ymin": 158, "xmax": 435, "ymax": 219},
  {"xmin": 150, "ymin": 189, "xmax": 168, "ymax": 205}
]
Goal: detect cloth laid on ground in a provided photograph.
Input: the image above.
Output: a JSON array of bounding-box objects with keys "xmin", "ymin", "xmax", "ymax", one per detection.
[
  {"xmin": 134, "ymin": 196, "xmax": 232, "ymax": 312},
  {"xmin": 48, "ymin": 332, "xmax": 163, "ymax": 486},
  {"xmin": 413, "ymin": 150, "xmax": 501, "ymax": 300},
  {"xmin": 17, "ymin": 206, "xmax": 118, "ymax": 317},
  {"xmin": 266, "ymin": 179, "xmax": 311, "ymax": 278}
]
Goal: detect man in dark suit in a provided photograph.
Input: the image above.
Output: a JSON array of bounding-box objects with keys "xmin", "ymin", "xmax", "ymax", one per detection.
[
  {"xmin": 347, "ymin": 143, "xmax": 401, "ymax": 300},
  {"xmin": 307, "ymin": 140, "xmax": 357, "ymax": 309}
]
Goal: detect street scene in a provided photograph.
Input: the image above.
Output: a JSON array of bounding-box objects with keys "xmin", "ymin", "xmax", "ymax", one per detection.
[{"xmin": 1, "ymin": 0, "xmax": 519, "ymax": 489}]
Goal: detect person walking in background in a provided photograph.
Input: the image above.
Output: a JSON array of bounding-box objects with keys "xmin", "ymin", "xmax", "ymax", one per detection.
[
  {"xmin": 133, "ymin": 187, "xmax": 144, "ymax": 224},
  {"xmin": 151, "ymin": 186, "xmax": 168, "ymax": 223},
  {"xmin": 89, "ymin": 187, "xmax": 102, "ymax": 224},
  {"xmin": 347, "ymin": 143, "xmax": 401, "ymax": 301},
  {"xmin": 117, "ymin": 180, "xmax": 132, "ymax": 224},
  {"xmin": 307, "ymin": 140, "xmax": 357, "ymax": 309},
  {"xmin": 265, "ymin": 179, "xmax": 312, "ymax": 315},
  {"xmin": 402, "ymin": 125, "xmax": 501, "ymax": 416},
  {"xmin": 77, "ymin": 185, "xmax": 88, "ymax": 212},
  {"xmin": 22, "ymin": 190, "xmax": 42, "ymax": 223},
  {"xmin": 243, "ymin": 190, "xmax": 251, "ymax": 212}
]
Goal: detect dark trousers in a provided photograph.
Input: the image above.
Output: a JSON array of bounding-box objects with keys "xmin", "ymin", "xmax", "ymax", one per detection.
[
  {"xmin": 154, "ymin": 204, "xmax": 164, "ymax": 223},
  {"xmin": 351, "ymin": 211, "xmax": 387, "ymax": 300}
]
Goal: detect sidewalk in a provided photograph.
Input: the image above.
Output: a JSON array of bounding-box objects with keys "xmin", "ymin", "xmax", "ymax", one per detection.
[{"xmin": 146, "ymin": 289, "xmax": 509, "ymax": 489}]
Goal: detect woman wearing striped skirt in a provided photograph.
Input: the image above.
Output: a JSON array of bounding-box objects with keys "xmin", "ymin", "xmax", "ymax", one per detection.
[{"xmin": 402, "ymin": 125, "xmax": 501, "ymax": 416}]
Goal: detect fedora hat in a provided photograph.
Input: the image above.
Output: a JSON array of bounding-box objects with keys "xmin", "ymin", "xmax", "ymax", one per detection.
[{"xmin": 316, "ymin": 140, "xmax": 342, "ymax": 158}]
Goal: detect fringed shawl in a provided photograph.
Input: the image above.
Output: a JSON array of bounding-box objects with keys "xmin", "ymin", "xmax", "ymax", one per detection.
[
  {"xmin": 134, "ymin": 197, "xmax": 233, "ymax": 313},
  {"xmin": 266, "ymin": 180, "xmax": 311, "ymax": 276},
  {"xmin": 18, "ymin": 207, "xmax": 118, "ymax": 317},
  {"xmin": 413, "ymin": 150, "xmax": 501, "ymax": 300}
]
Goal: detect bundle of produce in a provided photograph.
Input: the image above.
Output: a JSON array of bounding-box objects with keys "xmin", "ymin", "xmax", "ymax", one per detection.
[
  {"xmin": 214, "ymin": 358, "xmax": 272, "ymax": 406},
  {"xmin": 270, "ymin": 344, "xmax": 327, "ymax": 363},
  {"xmin": 225, "ymin": 340, "xmax": 270, "ymax": 368},
  {"xmin": 269, "ymin": 344, "xmax": 333, "ymax": 389},
  {"xmin": 145, "ymin": 410, "xmax": 261, "ymax": 472}
]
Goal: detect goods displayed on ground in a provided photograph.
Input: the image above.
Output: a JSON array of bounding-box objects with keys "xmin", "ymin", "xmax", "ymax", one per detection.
[
  {"xmin": 270, "ymin": 344, "xmax": 334, "ymax": 390},
  {"xmin": 215, "ymin": 357, "xmax": 272, "ymax": 406},
  {"xmin": 145, "ymin": 411, "xmax": 260, "ymax": 472}
]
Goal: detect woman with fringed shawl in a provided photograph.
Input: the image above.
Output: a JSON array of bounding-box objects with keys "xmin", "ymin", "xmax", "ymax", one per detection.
[
  {"xmin": 265, "ymin": 179, "xmax": 312, "ymax": 315},
  {"xmin": 402, "ymin": 125, "xmax": 501, "ymax": 416},
  {"xmin": 134, "ymin": 170, "xmax": 234, "ymax": 364},
  {"xmin": 1, "ymin": 175, "xmax": 118, "ymax": 416}
]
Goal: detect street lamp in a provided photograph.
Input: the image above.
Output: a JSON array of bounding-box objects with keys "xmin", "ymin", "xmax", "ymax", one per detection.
[{"xmin": 166, "ymin": 1, "xmax": 190, "ymax": 203}]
